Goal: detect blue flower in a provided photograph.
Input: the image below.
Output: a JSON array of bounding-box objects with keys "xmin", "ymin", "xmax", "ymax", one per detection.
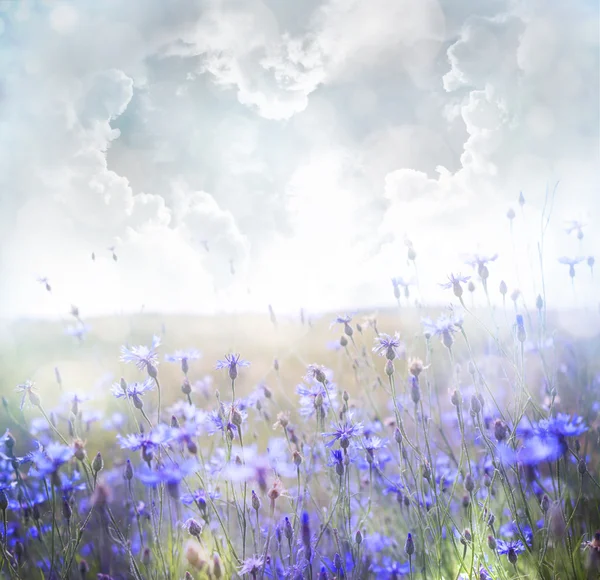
[
  {"xmin": 111, "ymin": 378, "xmax": 154, "ymax": 400},
  {"xmin": 496, "ymin": 538, "xmax": 526, "ymax": 559},
  {"xmin": 137, "ymin": 459, "xmax": 198, "ymax": 498},
  {"xmin": 323, "ymin": 417, "xmax": 364, "ymax": 449},
  {"xmin": 372, "ymin": 333, "xmax": 404, "ymax": 360},
  {"xmin": 165, "ymin": 349, "xmax": 201, "ymax": 374},
  {"xmin": 297, "ymin": 380, "xmax": 337, "ymax": 419},
  {"xmin": 215, "ymin": 353, "xmax": 250, "ymax": 380},
  {"xmin": 120, "ymin": 335, "xmax": 161, "ymax": 377},
  {"xmin": 30, "ymin": 442, "xmax": 73, "ymax": 476},
  {"xmin": 117, "ymin": 425, "xmax": 175, "ymax": 452},
  {"xmin": 371, "ymin": 557, "xmax": 411, "ymax": 578}
]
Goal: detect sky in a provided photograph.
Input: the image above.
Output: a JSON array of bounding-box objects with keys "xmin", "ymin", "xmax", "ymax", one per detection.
[{"xmin": 0, "ymin": 0, "xmax": 598, "ymax": 320}]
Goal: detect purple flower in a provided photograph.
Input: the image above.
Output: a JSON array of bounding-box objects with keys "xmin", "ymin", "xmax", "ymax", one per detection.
[
  {"xmin": 30, "ymin": 442, "xmax": 73, "ymax": 476},
  {"xmin": 323, "ymin": 417, "xmax": 364, "ymax": 449},
  {"xmin": 372, "ymin": 333, "xmax": 404, "ymax": 360},
  {"xmin": 120, "ymin": 335, "xmax": 161, "ymax": 377},
  {"xmin": 558, "ymin": 256, "xmax": 585, "ymax": 278},
  {"xmin": 137, "ymin": 459, "xmax": 198, "ymax": 498},
  {"xmin": 372, "ymin": 558, "xmax": 411, "ymax": 579},
  {"xmin": 238, "ymin": 555, "xmax": 264, "ymax": 576},
  {"xmin": 117, "ymin": 425, "xmax": 175, "ymax": 452},
  {"xmin": 15, "ymin": 381, "xmax": 39, "ymax": 410},
  {"xmin": 111, "ymin": 379, "xmax": 154, "ymax": 401},
  {"xmin": 440, "ymin": 273, "xmax": 471, "ymax": 295},
  {"xmin": 165, "ymin": 349, "xmax": 201, "ymax": 374},
  {"xmin": 496, "ymin": 538, "xmax": 526, "ymax": 562},
  {"xmin": 215, "ymin": 353, "xmax": 250, "ymax": 380}
]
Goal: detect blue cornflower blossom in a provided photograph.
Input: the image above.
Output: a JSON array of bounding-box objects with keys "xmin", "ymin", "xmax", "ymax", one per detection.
[
  {"xmin": 181, "ymin": 488, "xmax": 220, "ymax": 512},
  {"xmin": 440, "ymin": 273, "xmax": 471, "ymax": 298},
  {"xmin": 117, "ymin": 425, "xmax": 175, "ymax": 463},
  {"xmin": 323, "ymin": 417, "xmax": 364, "ymax": 449},
  {"xmin": 15, "ymin": 381, "xmax": 40, "ymax": 409},
  {"xmin": 238, "ymin": 555, "xmax": 264, "ymax": 576},
  {"xmin": 165, "ymin": 349, "xmax": 201, "ymax": 374},
  {"xmin": 216, "ymin": 353, "xmax": 250, "ymax": 380},
  {"xmin": 391, "ymin": 276, "xmax": 413, "ymax": 299},
  {"xmin": 120, "ymin": 335, "xmax": 161, "ymax": 378},
  {"xmin": 516, "ymin": 414, "xmax": 587, "ymax": 463},
  {"xmin": 111, "ymin": 378, "xmax": 154, "ymax": 403},
  {"xmin": 372, "ymin": 557, "xmax": 411, "ymax": 578},
  {"xmin": 297, "ymin": 380, "xmax": 337, "ymax": 419},
  {"xmin": 30, "ymin": 442, "xmax": 73, "ymax": 476},
  {"xmin": 496, "ymin": 538, "xmax": 526, "ymax": 562},
  {"xmin": 558, "ymin": 256, "xmax": 585, "ymax": 279},
  {"xmin": 422, "ymin": 313, "xmax": 461, "ymax": 349},
  {"xmin": 137, "ymin": 459, "xmax": 198, "ymax": 499},
  {"xmin": 565, "ymin": 220, "xmax": 585, "ymax": 239},
  {"xmin": 372, "ymin": 333, "xmax": 404, "ymax": 360}
]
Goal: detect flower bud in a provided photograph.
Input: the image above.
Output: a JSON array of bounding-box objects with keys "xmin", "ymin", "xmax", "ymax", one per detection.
[
  {"xmin": 181, "ymin": 379, "xmax": 192, "ymax": 396},
  {"xmin": 355, "ymin": 529, "xmax": 363, "ymax": 545},
  {"xmin": 578, "ymin": 459, "xmax": 587, "ymax": 475},
  {"xmin": 124, "ymin": 459, "xmax": 134, "ymax": 481},
  {"xmin": 63, "ymin": 499, "xmax": 72, "ymax": 521},
  {"xmin": 464, "ymin": 474, "xmax": 475, "ymax": 493},
  {"xmin": 494, "ymin": 419, "xmax": 508, "ymax": 442},
  {"xmin": 470, "ymin": 394, "xmax": 481, "ymax": 416},
  {"xmin": 340, "ymin": 335, "xmax": 348, "ymax": 348},
  {"xmin": 385, "ymin": 360, "xmax": 395, "ymax": 376},
  {"xmin": 405, "ymin": 533, "xmax": 415, "ymax": 556},
  {"xmin": 213, "ymin": 553, "xmax": 223, "ymax": 579},
  {"xmin": 487, "ymin": 535, "xmax": 497, "ymax": 550},
  {"xmin": 92, "ymin": 452, "xmax": 103, "ymax": 474},
  {"xmin": 252, "ymin": 490, "xmax": 261, "ymax": 512}
]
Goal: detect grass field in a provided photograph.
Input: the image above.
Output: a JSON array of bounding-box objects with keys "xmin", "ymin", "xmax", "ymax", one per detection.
[{"xmin": 1, "ymin": 302, "xmax": 599, "ymax": 579}]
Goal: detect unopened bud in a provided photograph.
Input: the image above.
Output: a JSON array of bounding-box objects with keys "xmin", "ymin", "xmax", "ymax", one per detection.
[
  {"xmin": 487, "ymin": 535, "xmax": 497, "ymax": 550},
  {"xmin": 355, "ymin": 529, "xmax": 363, "ymax": 545},
  {"xmin": 464, "ymin": 474, "xmax": 475, "ymax": 493},
  {"xmin": 385, "ymin": 360, "xmax": 395, "ymax": 376},
  {"xmin": 92, "ymin": 452, "xmax": 103, "ymax": 474},
  {"xmin": 405, "ymin": 533, "xmax": 415, "ymax": 555}
]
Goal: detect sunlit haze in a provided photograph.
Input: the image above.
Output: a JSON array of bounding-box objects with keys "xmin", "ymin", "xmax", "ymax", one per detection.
[{"xmin": 0, "ymin": 0, "xmax": 598, "ymax": 320}]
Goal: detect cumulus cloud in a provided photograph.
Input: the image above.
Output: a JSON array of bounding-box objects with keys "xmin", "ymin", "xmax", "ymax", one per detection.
[{"xmin": 0, "ymin": 0, "xmax": 598, "ymax": 319}]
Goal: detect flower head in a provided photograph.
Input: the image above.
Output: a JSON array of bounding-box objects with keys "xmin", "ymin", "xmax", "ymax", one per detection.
[
  {"xmin": 215, "ymin": 353, "xmax": 250, "ymax": 380},
  {"xmin": 323, "ymin": 417, "xmax": 364, "ymax": 449},
  {"xmin": 372, "ymin": 333, "xmax": 404, "ymax": 360},
  {"xmin": 120, "ymin": 336, "xmax": 161, "ymax": 377}
]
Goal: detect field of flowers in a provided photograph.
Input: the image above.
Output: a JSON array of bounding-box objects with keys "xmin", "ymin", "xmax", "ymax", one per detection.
[{"xmin": 1, "ymin": 224, "xmax": 599, "ymax": 579}]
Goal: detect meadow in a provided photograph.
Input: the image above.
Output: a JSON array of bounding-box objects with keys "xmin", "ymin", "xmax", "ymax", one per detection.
[{"xmin": 1, "ymin": 264, "xmax": 600, "ymax": 580}]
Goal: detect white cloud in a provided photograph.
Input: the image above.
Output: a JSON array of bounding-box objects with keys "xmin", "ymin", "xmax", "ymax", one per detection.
[{"xmin": 0, "ymin": 0, "xmax": 598, "ymax": 319}]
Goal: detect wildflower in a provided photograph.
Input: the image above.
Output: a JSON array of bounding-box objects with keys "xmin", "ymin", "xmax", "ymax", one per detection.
[
  {"xmin": 440, "ymin": 273, "xmax": 471, "ymax": 299},
  {"xmin": 238, "ymin": 555, "xmax": 264, "ymax": 576},
  {"xmin": 30, "ymin": 442, "xmax": 73, "ymax": 477},
  {"xmin": 120, "ymin": 335, "xmax": 161, "ymax": 378},
  {"xmin": 330, "ymin": 449, "xmax": 345, "ymax": 477},
  {"xmin": 464, "ymin": 253, "xmax": 498, "ymax": 283},
  {"xmin": 111, "ymin": 378, "xmax": 154, "ymax": 408},
  {"xmin": 323, "ymin": 417, "xmax": 364, "ymax": 449},
  {"xmin": 496, "ymin": 539, "xmax": 525, "ymax": 563},
  {"xmin": 331, "ymin": 314, "xmax": 354, "ymax": 337},
  {"xmin": 518, "ymin": 191, "xmax": 525, "ymax": 206},
  {"xmin": 422, "ymin": 314, "xmax": 461, "ymax": 350},
  {"xmin": 16, "ymin": 381, "xmax": 40, "ymax": 409},
  {"xmin": 165, "ymin": 349, "xmax": 201, "ymax": 375},
  {"xmin": 297, "ymin": 380, "xmax": 336, "ymax": 419},
  {"xmin": 37, "ymin": 276, "xmax": 52, "ymax": 292},
  {"xmin": 558, "ymin": 256, "xmax": 585, "ymax": 279},
  {"xmin": 137, "ymin": 459, "xmax": 198, "ymax": 499},
  {"xmin": 499, "ymin": 280, "xmax": 507, "ymax": 296},
  {"xmin": 405, "ymin": 533, "xmax": 415, "ymax": 556},
  {"xmin": 215, "ymin": 353, "xmax": 250, "ymax": 381},
  {"xmin": 392, "ymin": 277, "xmax": 413, "ymax": 299},
  {"xmin": 372, "ymin": 332, "xmax": 404, "ymax": 360},
  {"xmin": 565, "ymin": 220, "xmax": 585, "ymax": 240},
  {"xmin": 183, "ymin": 518, "xmax": 203, "ymax": 538}
]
